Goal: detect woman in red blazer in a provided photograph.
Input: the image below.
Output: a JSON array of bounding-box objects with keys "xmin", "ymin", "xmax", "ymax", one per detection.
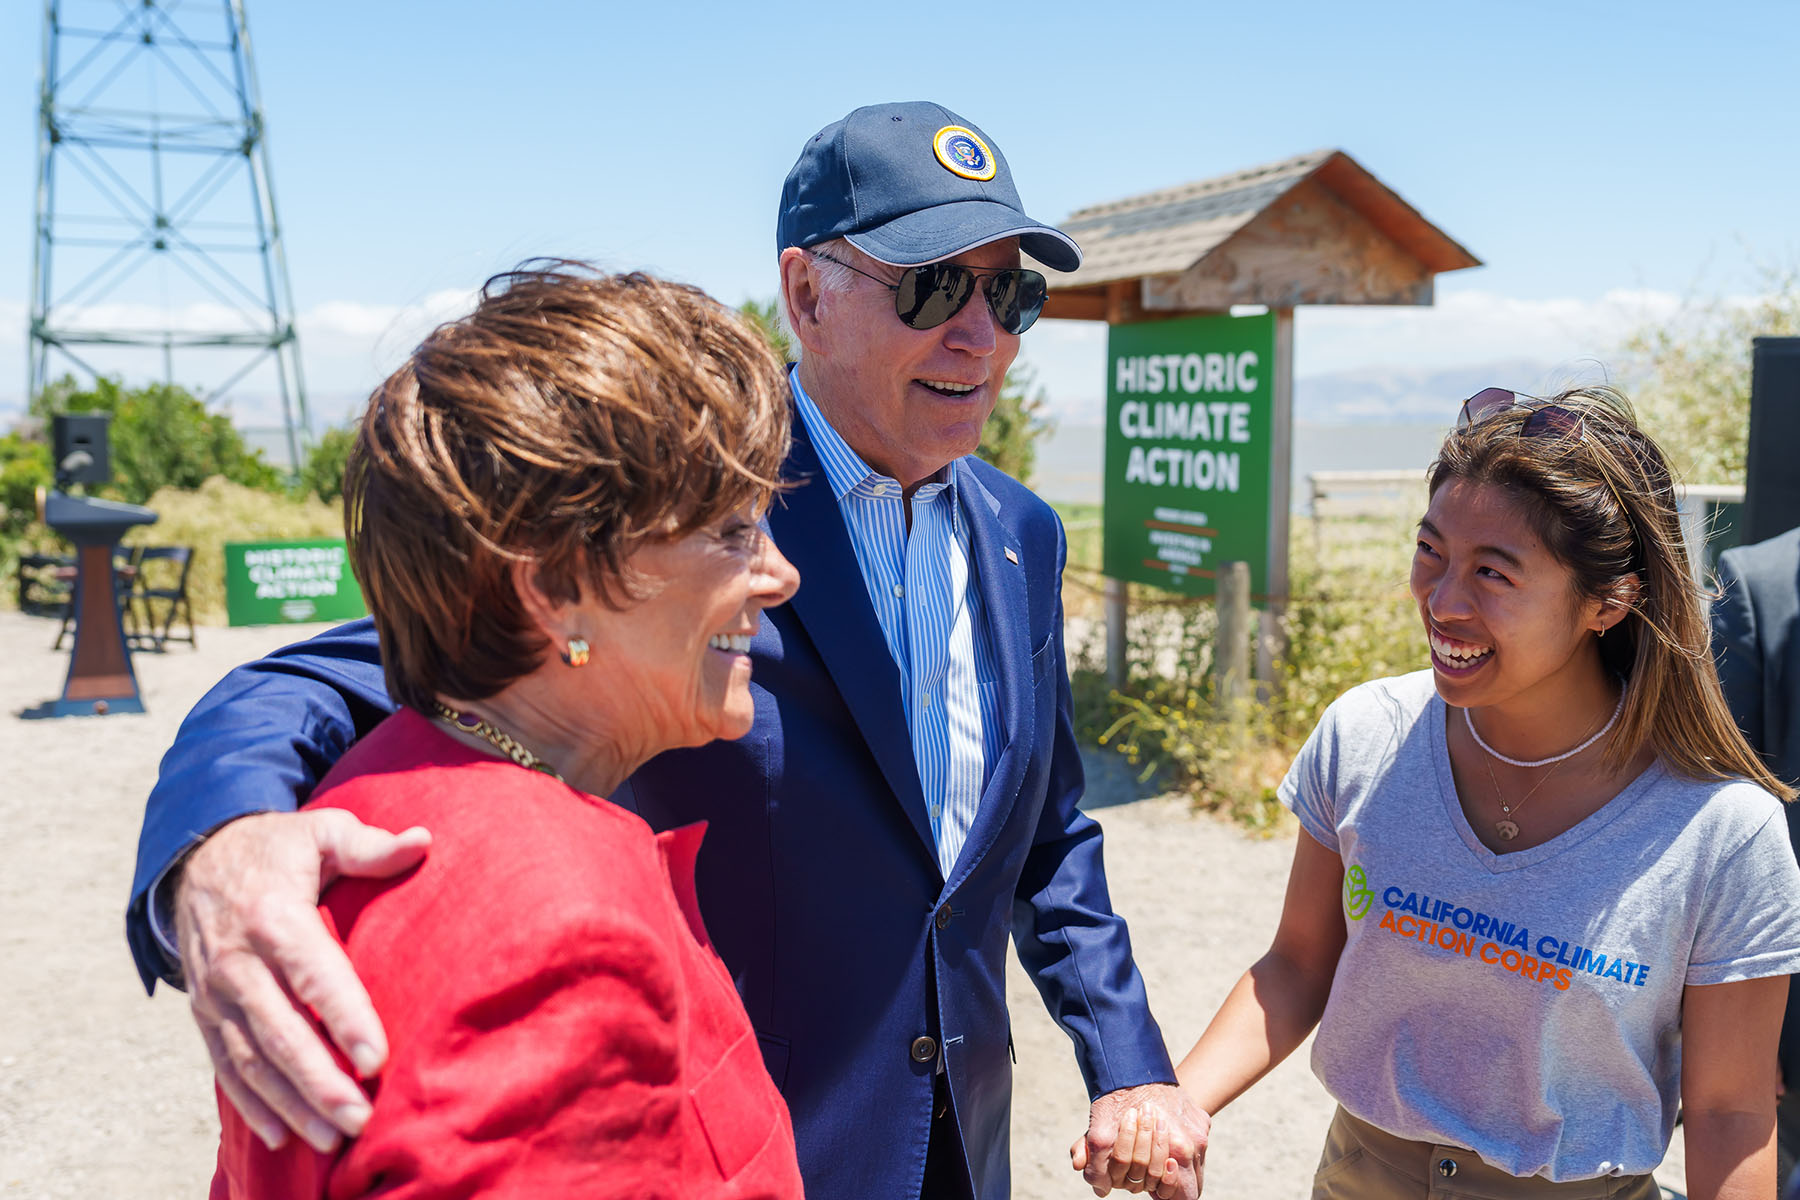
[{"xmin": 209, "ymin": 264, "xmax": 803, "ymax": 1199}]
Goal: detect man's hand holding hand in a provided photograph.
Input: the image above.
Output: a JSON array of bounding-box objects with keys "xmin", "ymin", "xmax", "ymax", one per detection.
[
  {"xmin": 1069, "ymin": 1083, "xmax": 1211, "ymax": 1199},
  {"xmin": 174, "ymin": 809, "xmax": 430, "ymax": 1153}
]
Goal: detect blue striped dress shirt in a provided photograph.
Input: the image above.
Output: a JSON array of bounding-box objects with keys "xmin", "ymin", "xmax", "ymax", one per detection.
[{"xmin": 791, "ymin": 372, "xmax": 1003, "ymax": 879}]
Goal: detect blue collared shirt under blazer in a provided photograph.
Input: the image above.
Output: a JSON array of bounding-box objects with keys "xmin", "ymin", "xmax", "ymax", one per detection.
[
  {"xmin": 128, "ymin": 387, "xmax": 1177, "ymax": 1200},
  {"xmin": 791, "ymin": 371, "xmax": 1003, "ymax": 877}
]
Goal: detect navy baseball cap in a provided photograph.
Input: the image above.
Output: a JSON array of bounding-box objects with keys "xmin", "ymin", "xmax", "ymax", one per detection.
[{"xmin": 777, "ymin": 101, "xmax": 1081, "ymax": 273}]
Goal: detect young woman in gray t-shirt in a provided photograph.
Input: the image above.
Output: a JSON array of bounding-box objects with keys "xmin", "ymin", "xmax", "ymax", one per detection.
[{"xmin": 1107, "ymin": 387, "xmax": 1800, "ymax": 1199}]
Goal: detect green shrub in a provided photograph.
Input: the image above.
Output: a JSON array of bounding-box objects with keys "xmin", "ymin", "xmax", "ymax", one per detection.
[
  {"xmin": 1624, "ymin": 261, "xmax": 1800, "ymax": 485},
  {"xmin": 738, "ymin": 297, "xmax": 794, "ymax": 364},
  {"xmin": 1076, "ymin": 512, "xmax": 1424, "ymax": 830},
  {"xmin": 32, "ymin": 375, "xmax": 284, "ymax": 504},
  {"xmin": 1, "ymin": 433, "xmax": 51, "ymax": 535},
  {"xmin": 296, "ymin": 425, "xmax": 356, "ymax": 504},
  {"xmin": 976, "ymin": 362, "xmax": 1052, "ymax": 485}
]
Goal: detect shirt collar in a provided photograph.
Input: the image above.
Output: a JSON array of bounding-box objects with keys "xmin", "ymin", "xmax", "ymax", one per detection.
[{"xmin": 791, "ymin": 368, "xmax": 956, "ymax": 503}]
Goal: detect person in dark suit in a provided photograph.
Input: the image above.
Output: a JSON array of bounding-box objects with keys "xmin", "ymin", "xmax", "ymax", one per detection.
[
  {"xmin": 129, "ymin": 101, "xmax": 1208, "ymax": 1200},
  {"xmin": 1712, "ymin": 523, "xmax": 1800, "ymax": 1178}
]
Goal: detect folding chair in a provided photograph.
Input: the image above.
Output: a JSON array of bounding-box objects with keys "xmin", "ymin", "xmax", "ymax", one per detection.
[
  {"xmin": 16, "ymin": 552, "xmax": 73, "ymax": 615},
  {"xmin": 52, "ymin": 545, "xmax": 141, "ymax": 650},
  {"xmin": 132, "ymin": 546, "xmax": 197, "ymax": 650}
]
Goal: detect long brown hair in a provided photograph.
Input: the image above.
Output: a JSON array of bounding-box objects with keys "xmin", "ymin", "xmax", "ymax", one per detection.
[{"xmin": 1428, "ymin": 385, "xmax": 1793, "ymax": 800}]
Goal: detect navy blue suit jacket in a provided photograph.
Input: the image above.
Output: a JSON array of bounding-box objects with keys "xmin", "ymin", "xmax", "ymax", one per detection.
[
  {"xmin": 129, "ymin": 417, "xmax": 1175, "ymax": 1199},
  {"xmin": 1712, "ymin": 526, "xmax": 1800, "ymax": 1085}
]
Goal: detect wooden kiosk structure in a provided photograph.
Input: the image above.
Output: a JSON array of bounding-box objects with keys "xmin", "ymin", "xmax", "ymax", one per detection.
[{"xmin": 1034, "ymin": 149, "xmax": 1481, "ymax": 686}]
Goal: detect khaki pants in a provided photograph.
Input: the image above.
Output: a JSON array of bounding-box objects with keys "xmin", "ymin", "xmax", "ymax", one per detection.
[{"xmin": 1313, "ymin": 1107, "xmax": 1660, "ymax": 1200}]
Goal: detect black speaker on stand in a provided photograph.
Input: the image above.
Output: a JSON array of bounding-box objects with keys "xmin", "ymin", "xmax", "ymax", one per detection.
[
  {"xmin": 1744, "ymin": 337, "xmax": 1800, "ymax": 546},
  {"xmin": 52, "ymin": 412, "xmax": 112, "ymax": 489}
]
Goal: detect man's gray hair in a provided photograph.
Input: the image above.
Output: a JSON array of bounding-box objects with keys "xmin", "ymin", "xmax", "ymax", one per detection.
[{"xmin": 777, "ymin": 238, "xmax": 860, "ymax": 361}]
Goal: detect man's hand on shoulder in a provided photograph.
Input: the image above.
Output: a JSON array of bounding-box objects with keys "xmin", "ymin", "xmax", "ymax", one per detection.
[
  {"xmin": 1070, "ymin": 1082, "xmax": 1211, "ymax": 1200},
  {"xmin": 174, "ymin": 809, "xmax": 431, "ymax": 1152}
]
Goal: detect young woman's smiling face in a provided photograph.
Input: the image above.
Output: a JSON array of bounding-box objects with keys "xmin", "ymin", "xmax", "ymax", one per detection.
[{"xmin": 1410, "ymin": 478, "xmax": 1612, "ymax": 710}]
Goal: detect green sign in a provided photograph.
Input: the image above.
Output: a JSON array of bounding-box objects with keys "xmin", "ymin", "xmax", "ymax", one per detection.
[
  {"xmin": 1103, "ymin": 311, "xmax": 1276, "ymax": 596},
  {"xmin": 224, "ymin": 539, "xmax": 367, "ymax": 626}
]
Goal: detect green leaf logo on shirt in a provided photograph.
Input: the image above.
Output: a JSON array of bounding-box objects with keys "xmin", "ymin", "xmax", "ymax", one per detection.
[{"xmin": 1344, "ymin": 865, "xmax": 1373, "ymax": 921}]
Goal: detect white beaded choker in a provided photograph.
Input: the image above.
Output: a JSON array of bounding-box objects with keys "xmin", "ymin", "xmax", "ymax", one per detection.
[{"xmin": 1464, "ymin": 688, "xmax": 1625, "ymax": 769}]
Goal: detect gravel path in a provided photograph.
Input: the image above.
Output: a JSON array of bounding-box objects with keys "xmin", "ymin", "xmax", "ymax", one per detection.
[{"xmin": 0, "ymin": 611, "xmax": 1687, "ymax": 1197}]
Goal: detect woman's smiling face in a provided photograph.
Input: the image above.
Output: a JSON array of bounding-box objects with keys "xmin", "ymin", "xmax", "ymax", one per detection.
[
  {"xmin": 1410, "ymin": 478, "xmax": 1611, "ymax": 709},
  {"xmin": 584, "ymin": 511, "xmax": 799, "ymax": 750}
]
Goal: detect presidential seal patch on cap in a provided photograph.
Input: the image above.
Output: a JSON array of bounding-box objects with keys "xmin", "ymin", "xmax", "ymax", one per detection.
[{"xmin": 932, "ymin": 125, "xmax": 996, "ymax": 181}]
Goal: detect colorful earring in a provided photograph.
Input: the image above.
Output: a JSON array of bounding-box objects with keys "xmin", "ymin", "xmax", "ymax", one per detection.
[{"xmin": 561, "ymin": 637, "xmax": 590, "ymax": 668}]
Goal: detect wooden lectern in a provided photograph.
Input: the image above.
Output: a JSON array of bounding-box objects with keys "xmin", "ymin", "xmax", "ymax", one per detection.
[{"xmin": 40, "ymin": 489, "xmax": 158, "ymax": 716}]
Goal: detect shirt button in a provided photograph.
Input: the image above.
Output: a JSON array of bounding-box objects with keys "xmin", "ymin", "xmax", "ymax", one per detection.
[
  {"xmin": 922, "ymin": 694, "xmax": 931, "ymax": 707},
  {"xmin": 892, "ymin": 583, "xmax": 904, "ymax": 598},
  {"xmin": 910, "ymin": 1035, "xmax": 938, "ymax": 1063},
  {"xmin": 935, "ymin": 904, "xmax": 953, "ymax": 930},
  {"xmin": 1437, "ymin": 1158, "xmax": 1458, "ymax": 1178}
]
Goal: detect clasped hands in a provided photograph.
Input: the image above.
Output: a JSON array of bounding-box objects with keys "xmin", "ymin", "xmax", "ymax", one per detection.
[
  {"xmin": 172, "ymin": 808, "xmax": 1214, "ymax": 1195},
  {"xmin": 1071, "ymin": 1083, "xmax": 1211, "ymax": 1199}
]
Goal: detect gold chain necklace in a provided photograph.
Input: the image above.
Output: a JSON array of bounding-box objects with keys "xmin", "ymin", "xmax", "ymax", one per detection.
[
  {"xmin": 1481, "ymin": 751, "xmax": 1568, "ymax": 842},
  {"xmin": 431, "ymin": 701, "xmax": 563, "ymax": 782},
  {"xmin": 1473, "ymin": 701, "xmax": 1614, "ymax": 842}
]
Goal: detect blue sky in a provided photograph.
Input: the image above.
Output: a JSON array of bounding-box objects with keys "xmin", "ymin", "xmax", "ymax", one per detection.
[{"xmin": 3, "ymin": 0, "xmax": 1796, "ymax": 429}]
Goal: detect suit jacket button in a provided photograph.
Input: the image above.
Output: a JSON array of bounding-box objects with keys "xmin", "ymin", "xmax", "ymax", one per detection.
[
  {"xmin": 910, "ymin": 1036, "xmax": 938, "ymax": 1063},
  {"xmin": 934, "ymin": 903, "xmax": 953, "ymax": 930},
  {"xmin": 1437, "ymin": 1158, "xmax": 1458, "ymax": 1178}
]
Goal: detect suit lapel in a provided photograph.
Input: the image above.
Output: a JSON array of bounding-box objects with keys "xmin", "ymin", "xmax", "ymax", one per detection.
[
  {"xmin": 770, "ymin": 422, "xmax": 935, "ymax": 855},
  {"xmin": 944, "ymin": 460, "xmax": 1035, "ymax": 888}
]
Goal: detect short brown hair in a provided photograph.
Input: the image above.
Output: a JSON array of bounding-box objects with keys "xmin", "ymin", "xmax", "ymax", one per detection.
[
  {"xmin": 1429, "ymin": 385, "xmax": 1793, "ymax": 800},
  {"xmin": 344, "ymin": 262, "xmax": 791, "ymax": 714}
]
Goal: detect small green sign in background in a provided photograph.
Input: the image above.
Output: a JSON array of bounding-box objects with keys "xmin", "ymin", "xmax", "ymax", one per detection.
[
  {"xmin": 1104, "ymin": 311, "xmax": 1276, "ymax": 596},
  {"xmin": 224, "ymin": 539, "xmax": 366, "ymax": 626}
]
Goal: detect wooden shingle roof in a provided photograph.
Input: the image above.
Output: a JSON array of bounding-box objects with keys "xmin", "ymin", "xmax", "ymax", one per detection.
[{"xmin": 1035, "ymin": 149, "xmax": 1480, "ymax": 317}]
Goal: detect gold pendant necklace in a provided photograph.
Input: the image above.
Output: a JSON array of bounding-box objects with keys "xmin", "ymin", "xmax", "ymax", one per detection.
[
  {"xmin": 1468, "ymin": 700, "xmax": 1613, "ymax": 842},
  {"xmin": 1482, "ymin": 751, "xmax": 1563, "ymax": 842},
  {"xmin": 431, "ymin": 701, "xmax": 563, "ymax": 782}
]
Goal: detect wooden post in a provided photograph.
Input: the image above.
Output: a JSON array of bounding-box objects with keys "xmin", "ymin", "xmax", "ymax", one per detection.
[
  {"xmin": 1104, "ymin": 576, "xmax": 1128, "ymax": 690},
  {"xmin": 1256, "ymin": 307, "xmax": 1296, "ymax": 690},
  {"xmin": 1213, "ymin": 561, "xmax": 1251, "ymax": 706}
]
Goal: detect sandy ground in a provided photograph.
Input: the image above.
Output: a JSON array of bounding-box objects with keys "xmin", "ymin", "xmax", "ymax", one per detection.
[{"xmin": 0, "ymin": 610, "xmax": 1686, "ymax": 1198}]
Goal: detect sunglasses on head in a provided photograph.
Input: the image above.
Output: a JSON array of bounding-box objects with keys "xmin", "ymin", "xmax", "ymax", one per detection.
[
  {"xmin": 1458, "ymin": 387, "xmax": 1664, "ymax": 549},
  {"xmin": 1457, "ymin": 387, "xmax": 1585, "ymax": 439},
  {"xmin": 809, "ymin": 250, "xmax": 1048, "ymax": 335}
]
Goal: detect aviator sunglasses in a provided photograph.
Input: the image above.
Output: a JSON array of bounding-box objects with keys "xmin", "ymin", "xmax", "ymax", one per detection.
[
  {"xmin": 1457, "ymin": 387, "xmax": 1663, "ymax": 543},
  {"xmin": 1455, "ymin": 385, "xmax": 1662, "ymax": 477},
  {"xmin": 809, "ymin": 250, "xmax": 1049, "ymax": 335},
  {"xmin": 1456, "ymin": 387, "xmax": 1584, "ymax": 438}
]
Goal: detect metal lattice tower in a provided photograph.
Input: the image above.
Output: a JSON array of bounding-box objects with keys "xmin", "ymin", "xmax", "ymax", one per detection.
[{"xmin": 29, "ymin": 0, "xmax": 309, "ymax": 470}]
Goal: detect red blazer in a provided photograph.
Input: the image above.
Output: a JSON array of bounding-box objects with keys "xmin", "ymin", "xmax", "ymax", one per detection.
[{"xmin": 210, "ymin": 708, "xmax": 803, "ymax": 1200}]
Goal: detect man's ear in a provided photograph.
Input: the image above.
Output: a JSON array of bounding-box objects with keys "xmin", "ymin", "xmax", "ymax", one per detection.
[{"xmin": 778, "ymin": 247, "xmax": 828, "ymax": 357}]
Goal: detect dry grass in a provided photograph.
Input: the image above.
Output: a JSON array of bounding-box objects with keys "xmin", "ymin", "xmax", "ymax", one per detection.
[{"xmin": 123, "ymin": 477, "xmax": 343, "ymax": 625}]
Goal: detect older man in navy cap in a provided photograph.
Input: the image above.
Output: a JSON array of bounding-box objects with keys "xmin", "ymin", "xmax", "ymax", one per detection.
[{"xmin": 129, "ymin": 101, "xmax": 1207, "ymax": 1199}]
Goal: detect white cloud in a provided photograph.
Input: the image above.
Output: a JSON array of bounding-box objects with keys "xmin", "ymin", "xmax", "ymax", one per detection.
[
  {"xmin": 0, "ymin": 290, "xmax": 482, "ymax": 425},
  {"xmin": 0, "ymin": 283, "xmax": 1766, "ymax": 434},
  {"xmin": 295, "ymin": 288, "xmax": 477, "ymax": 391},
  {"xmin": 1295, "ymin": 287, "xmax": 1684, "ymax": 377},
  {"xmin": 1016, "ymin": 286, "xmax": 1696, "ymax": 424}
]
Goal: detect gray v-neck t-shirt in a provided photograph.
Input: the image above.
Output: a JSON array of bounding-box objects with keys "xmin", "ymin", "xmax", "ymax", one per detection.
[{"xmin": 1283, "ymin": 670, "xmax": 1800, "ymax": 1181}]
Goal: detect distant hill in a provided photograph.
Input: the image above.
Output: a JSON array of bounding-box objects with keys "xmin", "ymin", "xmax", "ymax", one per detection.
[{"xmin": 1294, "ymin": 359, "xmax": 1570, "ymax": 423}]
